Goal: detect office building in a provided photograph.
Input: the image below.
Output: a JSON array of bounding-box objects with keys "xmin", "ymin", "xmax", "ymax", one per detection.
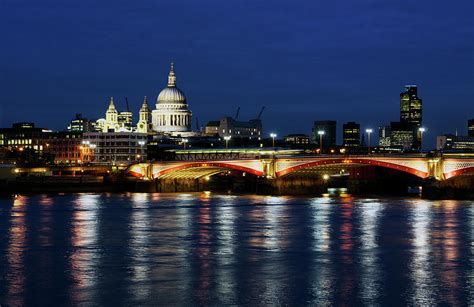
[
  {"xmin": 283, "ymin": 134, "xmax": 310, "ymax": 146},
  {"xmin": 82, "ymin": 132, "xmax": 148, "ymax": 164},
  {"xmin": 437, "ymin": 134, "xmax": 474, "ymax": 151},
  {"xmin": 67, "ymin": 114, "xmax": 94, "ymax": 132},
  {"xmin": 46, "ymin": 131, "xmax": 83, "ymax": 164},
  {"xmin": 0, "ymin": 122, "xmax": 53, "ymax": 152},
  {"xmin": 399, "ymin": 85, "xmax": 423, "ymax": 149},
  {"xmin": 118, "ymin": 111, "xmax": 133, "ymax": 131},
  {"xmin": 400, "ymin": 85, "xmax": 422, "ymax": 126},
  {"xmin": 390, "ymin": 121, "xmax": 414, "ymax": 149},
  {"xmin": 378, "ymin": 125, "xmax": 391, "ymax": 147},
  {"xmin": 205, "ymin": 117, "xmax": 262, "ymax": 139},
  {"xmin": 342, "ymin": 122, "xmax": 360, "ymax": 147},
  {"xmin": 468, "ymin": 119, "xmax": 474, "ymax": 137}
]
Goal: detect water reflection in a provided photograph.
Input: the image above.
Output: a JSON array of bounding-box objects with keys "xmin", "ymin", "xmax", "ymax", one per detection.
[
  {"xmin": 129, "ymin": 193, "xmax": 152, "ymax": 303},
  {"xmin": 335, "ymin": 198, "xmax": 356, "ymax": 304},
  {"xmin": 310, "ymin": 197, "xmax": 333, "ymax": 304},
  {"xmin": 5, "ymin": 196, "xmax": 27, "ymax": 306},
  {"xmin": 470, "ymin": 204, "xmax": 474, "ymax": 304},
  {"xmin": 357, "ymin": 200, "xmax": 383, "ymax": 305},
  {"xmin": 0, "ymin": 194, "xmax": 472, "ymax": 306},
  {"xmin": 70, "ymin": 194, "xmax": 100, "ymax": 305},
  {"xmin": 409, "ymin": 199, "xmax": 435, "ymax": 306},
  {"xmin": 431, "ymin": 200, "xmax": 464, "ymax": 305},
  {"xmin": 215, "ymin": 195, "xmax": 237, "ymax": 304}
]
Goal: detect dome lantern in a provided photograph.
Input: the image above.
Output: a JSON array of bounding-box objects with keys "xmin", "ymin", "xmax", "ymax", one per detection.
[{"xmin": 167, "ymin": 62, "xmax": 176, "ymax": 87}]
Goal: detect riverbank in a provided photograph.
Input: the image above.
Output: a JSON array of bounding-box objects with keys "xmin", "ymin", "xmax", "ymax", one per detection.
[{"xmin": 1, "ymin": 175, "xmax": 473, "ymax": 200}]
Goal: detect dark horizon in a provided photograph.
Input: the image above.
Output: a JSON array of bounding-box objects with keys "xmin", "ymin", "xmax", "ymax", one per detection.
[{"xmin": 1, "ymin": 0, "xmax": 473, "ymax": 147}]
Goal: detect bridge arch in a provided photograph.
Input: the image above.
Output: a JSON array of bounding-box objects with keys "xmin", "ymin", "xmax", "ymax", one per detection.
[
  {"xmin": 152, "ymin": 161, "xmax": 264, "ymax": 179},
  {"xmin": 444, "ymin": 166, "xmax": 474, "ymax": 179},
  {"xmin": 276, "ymin": 158, "xmax": 429, "ymax": 178},
  {"xmin": 126, "ymin": 163, "xmax": 149, "ymax": 178}
]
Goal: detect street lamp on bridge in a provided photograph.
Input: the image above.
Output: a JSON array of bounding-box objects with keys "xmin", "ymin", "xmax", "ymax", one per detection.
[
  {"xmin": 224, "ymin": 136, "xmax": 231, "ymax": 149},
  {"xmin": 270, "ymin": 133, "xmax": 277, "ymax": 148},
  {"xmin": 418, "ymin": 127, "xmax": 426, "ymax": 151},
  {"xmin": 317, "ymin": 130, "xmax": 325, "ymax": 154},
  {"xmin": 365, "ymin": 128, "xmax": 373, "ymax": 155}
]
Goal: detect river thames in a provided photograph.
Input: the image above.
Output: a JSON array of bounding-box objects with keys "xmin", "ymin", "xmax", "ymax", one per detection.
[{"xmin": 0, "ymin": 193, "xmax": 472, "ymax": 306}]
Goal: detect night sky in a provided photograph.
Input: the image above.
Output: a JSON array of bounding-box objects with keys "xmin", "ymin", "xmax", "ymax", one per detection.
[{"xmin": 1, "ymin": 0, "xmax": 473, "ymax": 146}]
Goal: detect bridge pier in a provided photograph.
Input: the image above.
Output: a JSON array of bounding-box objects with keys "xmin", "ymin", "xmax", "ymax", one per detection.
[{"xmin": 422, "ymin": 176, "xmax": 474, "ymax": 199}]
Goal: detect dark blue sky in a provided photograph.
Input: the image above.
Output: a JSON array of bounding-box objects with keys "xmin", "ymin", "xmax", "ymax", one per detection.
[{"xmin": 1, "ymin": 0, "xmax": 473, "ymax": 146}]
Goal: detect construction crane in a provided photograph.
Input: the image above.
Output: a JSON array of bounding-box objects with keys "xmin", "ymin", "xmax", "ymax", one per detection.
[
  {"xmin": 125, "ymin": 97, "xmax": 130, "ymax": 112},
  {"xmin": 257, "ymin": 106, "xmax": 266, "ymax": 119},
  {"xmin": 234, "ymin": 107, "xmax": 240, "ymax": 120},
  {"xmin": 195, "ymin": 117, "xmax": 200, "ymax": 131}
]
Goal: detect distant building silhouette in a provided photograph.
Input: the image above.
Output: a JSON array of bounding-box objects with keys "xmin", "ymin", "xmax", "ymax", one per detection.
[
  {"xmin": 378, "ymin": 125, "xmax": 391, "ymax": 147},
  {"xmin": 312, "ymin": 120, "xmax": 336, "ymax": 147},
  {"xmin": 342, "ymin": 122, "xmax": 360, "ymax": 147},
  {"xmin": 468, "ymin": 119, "xmax": 474, "ymax": 137}
]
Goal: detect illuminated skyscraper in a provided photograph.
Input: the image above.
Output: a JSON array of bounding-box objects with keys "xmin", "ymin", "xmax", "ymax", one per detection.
[
  {"xmin": 400, "ymin": 85, "xmax": 422, "ymax": 126},
  {"xmin": 399, "ymin": 85, "xmax": 423, "ymax": 150},
  {"xmin": 468, "ymin": 119, "xmax": 474, "ymax": 137}
]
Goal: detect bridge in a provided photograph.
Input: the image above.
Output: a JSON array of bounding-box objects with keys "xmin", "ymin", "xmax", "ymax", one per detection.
[{"xmin": 126, "ymin": 149, "xmax": 474, "ymax": 181}]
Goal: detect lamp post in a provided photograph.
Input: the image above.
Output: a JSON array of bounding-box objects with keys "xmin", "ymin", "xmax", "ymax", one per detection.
[
  {"xmin": 89, "ymin": 144, "xmax": 96, "ymax": 163},
  {"xmin": 138, "ymin": 140, "xmax": 145, "ymax": 160},
  {"xmin": 270, "ymin": 133, "xmax": 277, "ymax": 148},
  {"xmin": 418, "ymin": 127, "xmax": 426, "ymax": 151},
  {"xmin": 317, "ymin": 130, "xmax": 325, "ymax": 154},
  {"xmin": 182, "ymin": 138, "xmax": 188, "ymax": 149},
  {"xmin": 224, "ymin": 136, "xmax": 231, "ymax": 149},
  {"xmin": 365, "ymin": 129, "xmax": 373, "ymax": 155}
]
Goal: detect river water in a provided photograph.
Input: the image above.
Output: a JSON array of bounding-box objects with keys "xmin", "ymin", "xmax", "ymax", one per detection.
[{"xmin": 0, "ymin": 193, "xmax": 472, "ymax": 306}]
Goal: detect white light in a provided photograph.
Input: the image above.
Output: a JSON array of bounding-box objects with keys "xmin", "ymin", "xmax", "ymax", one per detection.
[
  {"xmin": 365, "ymin": 129, "xmax": 373, "ymax": 133},
  {"xmin": 270, "ymin": 133, "xmax": 277, "ymax": 138},
  {"xmin": 317, "ymin": 130, "xmax": 325, "ymax": 135},
  {"xmin": 419, "ymin": 127, "xmax": 426, "ymax": 132},
  {"xmin": 224, "ymin": 136, "xmax": 231, "ymax": 141},
  {"xmin": 323, "ymin": 174, "xmax": 330, "ymax": 180}
]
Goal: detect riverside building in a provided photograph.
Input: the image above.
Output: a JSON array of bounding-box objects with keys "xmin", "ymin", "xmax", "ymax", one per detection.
[
  {"xmin": 205, "ymin": 117, "xmax": 262, "ymax": 139},
  {"xmin": 82, "ymin": 132, "xmax": 148, "ymax": 164}
]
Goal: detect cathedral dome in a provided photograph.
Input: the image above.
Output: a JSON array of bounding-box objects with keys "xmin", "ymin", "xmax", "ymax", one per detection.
[
  {"xmin": 152, "ymin": 62, "xmax": 192, "ymax": 134},
  {"xmin": 156, "ymin": 62, "xmax": 187, "ymax": 104},
  {"xmin": 157, "ymin": 86, "xmax": 186, "ymax": 103}
]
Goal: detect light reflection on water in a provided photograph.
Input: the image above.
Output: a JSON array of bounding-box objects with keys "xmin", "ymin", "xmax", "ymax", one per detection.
[{"xmin": 0, "ymin": 193, "xmax": 472, "ymax": 305}]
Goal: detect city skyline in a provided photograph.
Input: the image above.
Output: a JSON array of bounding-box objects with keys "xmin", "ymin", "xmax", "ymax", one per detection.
[{"xmin": 1, "ymin": 0, "xmax": 473, "ymax": 146}]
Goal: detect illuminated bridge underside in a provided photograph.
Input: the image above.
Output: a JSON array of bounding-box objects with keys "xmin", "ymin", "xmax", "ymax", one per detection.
[
  {"xmin": 443, "ymin": 159, "xmax": 474, "ymax": 179},
  {"xmin": 276, "ymin": 158, "xmax": 429, "ymax": 178},
  {"xmin": 157, "ymin": 167, "xmax": 231, "ymax": 179},
  {"xmin": 126, "ymin": 155, "xmax": 474, "ymax": 181},
  {"xmin": 152, "ymin": 160, "xmax": 264, "ymax": 179},
  {"xmin": 281, "ymin": 163, "xmax": 365, "ymax": 178}
]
